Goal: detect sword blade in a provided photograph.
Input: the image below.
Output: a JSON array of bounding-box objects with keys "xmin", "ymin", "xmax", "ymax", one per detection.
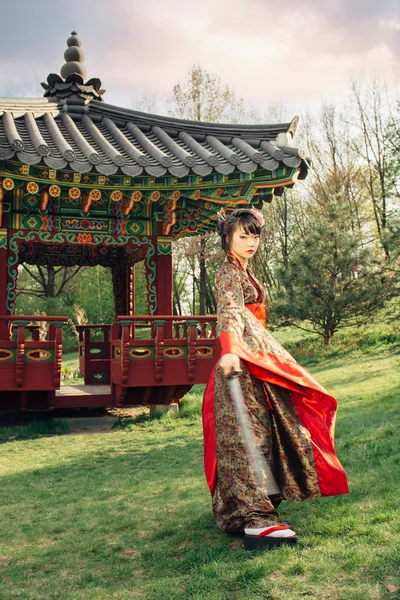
[{"xmin": 228, "ymin": 371, "xmax": 280, "ymax": 494}]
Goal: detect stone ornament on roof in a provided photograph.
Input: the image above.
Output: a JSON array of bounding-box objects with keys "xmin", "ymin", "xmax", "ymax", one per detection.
[{"xmin": 41, "ymin": 31, "xmax": 106, "ymax": 103}]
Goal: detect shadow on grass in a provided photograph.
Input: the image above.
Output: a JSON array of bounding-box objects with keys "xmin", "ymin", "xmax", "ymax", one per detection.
[{"xmin": 0, "ymin": 418, "xmax": 70, "ymax": 444}]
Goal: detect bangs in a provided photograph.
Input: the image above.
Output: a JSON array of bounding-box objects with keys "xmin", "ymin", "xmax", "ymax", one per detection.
[
  {"xmin": 234, "ymin": 210, "xmax": 261, "ymax": 236},
  {"xmin": 219, "ymin": 208, "xmax": 262, "ymax": 255}
]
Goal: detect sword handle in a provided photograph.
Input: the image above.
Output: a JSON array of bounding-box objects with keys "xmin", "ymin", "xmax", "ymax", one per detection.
[{"xmin": 227, "ymin": 369, "xmax": 241, "ymax": 380}]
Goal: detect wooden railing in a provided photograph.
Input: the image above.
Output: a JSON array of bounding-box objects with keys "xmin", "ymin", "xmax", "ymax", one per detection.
[
  {"xmin": 0, "ymin": 316, "xmax": 68, "ymax": 398},
  {"xmin": 111, "ymin": 315, "xmax": 218, "ymax": 387},
  {"xmin": 75, "ymin": 324, "xmax": 111, "ymax": 385}
]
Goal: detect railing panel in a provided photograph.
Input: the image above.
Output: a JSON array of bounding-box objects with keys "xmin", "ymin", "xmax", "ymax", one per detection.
[
  {"xmin": 111, "ymin": 315, "xmax": 219, "ymax": 388},
  {"xmin": 75, "ymin": 325, "xmax": 111, "ymax": 384},
  {"xmin": 0, "ymin": 316, "xmax": 68, "ymax": 392}
]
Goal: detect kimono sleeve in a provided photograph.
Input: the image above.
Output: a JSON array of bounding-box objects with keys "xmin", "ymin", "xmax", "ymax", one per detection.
[{"xmin": 215, "ymin": 265, "xmax": 246, "ymax": 356}]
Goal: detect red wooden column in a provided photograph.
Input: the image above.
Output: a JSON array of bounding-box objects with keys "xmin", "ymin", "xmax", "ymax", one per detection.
[
  {"xmin": 119, "ymin": 262, "xmax": 129, "ymax": 316},
  {"xmin": 112, "ymin": 260, "xmax": 133, "ymax": 318},
  {"xmin": 129, "ymin": 265, "xmax": 135, "ymax": 315},
  {"xmin": 0, "ymin": 229, "xmax": 10, "ymax": 339},
  {"xmin": 112, "ymin": 263, "xmax": 122, "ymax": 318},
  {"xmin": 155, "ymin": 237, "xmax": 173, "ymax": 337}
]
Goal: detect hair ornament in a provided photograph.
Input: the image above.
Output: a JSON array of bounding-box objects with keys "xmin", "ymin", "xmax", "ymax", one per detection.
[{"xmin": 249, "ymin": 208, "xmax": 265, "ymax": 227}]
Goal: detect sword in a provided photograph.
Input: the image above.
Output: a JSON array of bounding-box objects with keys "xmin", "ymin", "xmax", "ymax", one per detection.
[{"xmin": 227, "ymin": 370, "xmax": 280, "ymax": 494}]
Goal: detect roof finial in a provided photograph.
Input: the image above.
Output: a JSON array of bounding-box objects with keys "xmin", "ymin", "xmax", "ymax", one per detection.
[
  {"xmin": 41, "ymin": 32, "xmax": 105, "ymax": 104},
  {"xmin": 41, "ymin": 31, "xmax": 105, "ymax": 104},
  {"xmin": 60, "ymin": 31, "xmax": 87, "ymax": 81}
]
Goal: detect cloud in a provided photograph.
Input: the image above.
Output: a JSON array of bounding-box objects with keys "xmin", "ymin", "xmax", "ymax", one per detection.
[
  {"xmin": 0, "ymin": 0, "xmax": 398, "ymax": 113},
  {"xmin": 209, "ymin": 0, "xmax": 400, "ymax": 57},
  {"xmin": 0, "ymin": 0, "xmax": 198, "ymax": 101}
]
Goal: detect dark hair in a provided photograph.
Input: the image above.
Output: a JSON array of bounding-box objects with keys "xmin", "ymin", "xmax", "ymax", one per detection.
[{"xmin": 217, "ymin": 208, "xmax": 261, "ymax": 255}]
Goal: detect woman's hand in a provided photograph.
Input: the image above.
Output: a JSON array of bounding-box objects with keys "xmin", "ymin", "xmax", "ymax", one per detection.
[{"xmin": 218, "ymin": 353, "xmax": 242, "ymax": 377}]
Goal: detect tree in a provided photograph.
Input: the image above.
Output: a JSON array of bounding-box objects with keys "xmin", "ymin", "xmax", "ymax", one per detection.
[
  {"xmin": 169, "ymin": 65, "xmax": 246, "ymax": 314},
  {"xmin": 277, "ymin": 180, "xmax": 391, "ymax": 344},
  {"xmin": 253, "ymin": 189, "xmax": 308, "ymax": 293},
  {"xmin": 168, "ymin": 64, "xmax": 245, "ymax": 123},
  {"xmin": 132, "ymin": 83, "xmax": 161, "ymax": 114},
  {"xmin": 18, "ymin": 264, "xmax": 117, "ymax": 351},
  {"xmin": 347, "ymin": 79, "xmax": 400, "ymax": 260},
  {"xmin": 273, "ymin": 101, "xmax": 396, "ymax": 343},
  {"xmin": 17, "ymin": 264, "xmax": 83, "ymax": 300}
]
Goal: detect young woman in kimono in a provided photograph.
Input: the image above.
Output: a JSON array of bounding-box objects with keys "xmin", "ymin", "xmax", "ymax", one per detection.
[{"xmin": 202, "ymin": 208, "xmax": 349, "ymax": 549}]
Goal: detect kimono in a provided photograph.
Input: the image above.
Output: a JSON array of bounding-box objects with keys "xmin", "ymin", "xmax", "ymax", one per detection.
[{"xmin": 202, "ymin": 256, "xmax": 349, "ymax": 533}]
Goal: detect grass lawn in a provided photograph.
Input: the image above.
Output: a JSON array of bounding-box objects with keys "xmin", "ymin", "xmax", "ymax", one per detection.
[
  {"xmin": 62, "ymin": 352, "xmax": 80, "ymax": 368},
  {"xmin": 0, "ymin": 332, "xmax": 399, "ymax": 599},
  {"xmin": 60, "ymin": 351, "xmax": 83, "ymax": 385}
]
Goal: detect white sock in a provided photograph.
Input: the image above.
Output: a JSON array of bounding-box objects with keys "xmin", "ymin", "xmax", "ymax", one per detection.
[{"xmin": 244, "ymin": 527, "xmax": 296, "ymax": 538}]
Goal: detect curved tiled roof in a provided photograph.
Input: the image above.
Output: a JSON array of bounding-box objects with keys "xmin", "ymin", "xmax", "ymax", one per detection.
[{"xmin": 0, "ymin": 97, "xmax": 307, "ymax": 178}]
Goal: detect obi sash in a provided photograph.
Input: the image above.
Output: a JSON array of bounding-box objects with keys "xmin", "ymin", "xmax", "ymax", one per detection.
[{"xmin": 245, "ymin": 302, "xmax": 266, "ymax": 329}]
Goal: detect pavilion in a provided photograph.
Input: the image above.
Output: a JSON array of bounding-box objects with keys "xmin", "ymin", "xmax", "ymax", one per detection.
[{"xmin": 0, "ymin": 32, "xmax": 308, "ymax": 411}]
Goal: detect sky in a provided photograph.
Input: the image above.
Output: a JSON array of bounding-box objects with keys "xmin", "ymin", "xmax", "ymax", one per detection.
[{"xmin": 0, "ymin": 0, "xmax": 399, "ymax": 119}]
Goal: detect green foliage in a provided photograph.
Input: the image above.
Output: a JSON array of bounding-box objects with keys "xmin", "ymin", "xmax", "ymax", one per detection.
[
  {"xmin": 172, "ymin": 232, "xmax": 224, "ymax": 315},
  {"xmin": 60, "ymin": 364, "xmax": 83, "ymax": 383},
  {"xmin": 16, "ymin": 266, "xmax": 116, "ymax": 323},
  {"xmin": 16, "ymin": 266, "xmax": 117, "ymax": 351},
  {"xmin": 71, "ymin": 266, "xmax": 114, "ymax": 324},
  {"xmin": 17, "ymin": 264, "xmax": 83, "ymax": 300},
  {"xmin": 275, "ymin": 192, "xmax": 392, "ymax": 344},
  {"xmin": 133, "ymin": 261, "xmax": 149, "ymax": 315}
]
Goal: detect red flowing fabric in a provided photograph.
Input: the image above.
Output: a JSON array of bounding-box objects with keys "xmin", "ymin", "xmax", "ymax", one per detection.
[
  {"xmin": 202, "ymin": 304, "xmax": 349, "ymax": 498},
  {"xmin": 243, "ymin": 302, "xmax": 266, "ymax": 328}
]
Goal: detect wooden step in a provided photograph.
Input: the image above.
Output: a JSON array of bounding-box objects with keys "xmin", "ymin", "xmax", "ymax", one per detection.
[
  {"xmin": 55, "ymin": 385, "xmax": 113, "ymax": 408},
  {"xmin": 57, "ymin": 384, "xmax": 111, "ymax": 396}
]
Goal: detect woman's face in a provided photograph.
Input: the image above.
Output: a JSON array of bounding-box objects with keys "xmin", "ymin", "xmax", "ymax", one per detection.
[{"xmin": 230, "ymin": 225, "xmax": 260, "ymax": 264}]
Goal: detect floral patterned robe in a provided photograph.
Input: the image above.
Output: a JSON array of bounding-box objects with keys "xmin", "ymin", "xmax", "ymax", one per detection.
[{"xmin": 202, "ymin": 257, "xmax": 349, "ymax": 533}]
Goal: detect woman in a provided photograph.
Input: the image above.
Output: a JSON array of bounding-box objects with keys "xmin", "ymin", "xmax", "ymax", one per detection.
[{"xmin": 202, "ymin": 208, "xmax": 349, "ymax": 550}]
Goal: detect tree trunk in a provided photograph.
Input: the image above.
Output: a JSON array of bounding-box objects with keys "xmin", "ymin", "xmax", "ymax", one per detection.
[
  {"xmin": 96, "ymin": 265, "xmax": 103, "ymax": 322},
  {"xmin": 20, "ymin": 264, "xmax": 83, "ymax": 299},
  {"xmin": 282, "ymin": 190, "xmax": 289, "ymax": 269},
  {"xmin": 173, "ymin": 272, "xmax": 183, "ymax": 316},
  {"xmin": 323, "ymin": 244, "xmax": 339, "ymax": 346},
  {"xmin": 199, "ymin": 236, "xmax": 207, "ymax": 315},
  {"xmin": 192, "ymin": 264, "xmax": 196, "ymax": 314},
  {"xmin": 46, "ymin": 266, "xmax": 56, "ymax": 298},
  {"xmin": 205, "ymin": 269, "xmax": 216, "ymax": 313}
]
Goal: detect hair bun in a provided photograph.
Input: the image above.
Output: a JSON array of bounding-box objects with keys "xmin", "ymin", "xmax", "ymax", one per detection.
[{"xmin": 217, "ymin": 210, "xmax": 226, "ymax": 236}]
